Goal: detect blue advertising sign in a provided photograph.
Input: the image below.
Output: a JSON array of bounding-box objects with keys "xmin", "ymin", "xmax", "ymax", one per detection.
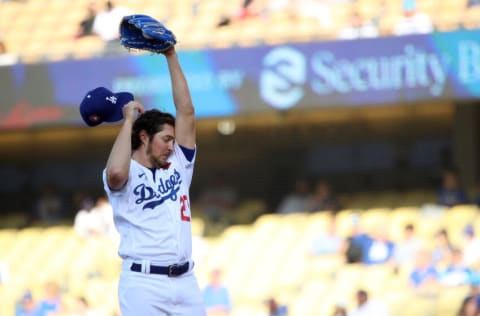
[{"xmin": 0, "ymin": 29, "xmax": 479, "ymax": 129}]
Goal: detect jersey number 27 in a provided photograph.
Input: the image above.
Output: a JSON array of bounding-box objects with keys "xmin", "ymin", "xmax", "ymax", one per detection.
[{"xmin": 180, "ymin": 195, "xmax": 191, "ymax": 222}]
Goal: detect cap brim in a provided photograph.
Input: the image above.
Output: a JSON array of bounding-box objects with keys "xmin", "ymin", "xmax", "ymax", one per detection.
[{"xmin": 104, "ymin": 92, "xmax": 134, "ymax": 123}]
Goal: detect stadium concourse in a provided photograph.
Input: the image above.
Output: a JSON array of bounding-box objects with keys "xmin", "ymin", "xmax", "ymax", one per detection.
[{"xmin": 1, "ymin": 0, "xmax": 480, "ymax": 316}]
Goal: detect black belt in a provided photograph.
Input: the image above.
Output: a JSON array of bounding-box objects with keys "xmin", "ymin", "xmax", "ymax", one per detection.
[{"xmin": 130, "ymin": 262, "xmax": 190, "ymax": 277}]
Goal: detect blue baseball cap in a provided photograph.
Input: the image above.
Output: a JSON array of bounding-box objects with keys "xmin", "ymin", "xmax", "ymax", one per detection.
[{"xmin": 79, "ymin": 87, "xmax": 134, "ymax": 127}]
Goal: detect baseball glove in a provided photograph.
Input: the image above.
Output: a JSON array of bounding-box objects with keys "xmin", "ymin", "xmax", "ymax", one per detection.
[{"xmin": 119, "ymin": 14, "xmax": 176, "ymax": 53}]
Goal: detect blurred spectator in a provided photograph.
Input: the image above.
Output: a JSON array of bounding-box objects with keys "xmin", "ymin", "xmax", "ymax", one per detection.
[
  {"xmin": 0, "ymin": 33, "xmax": 16, "ymax": 65},
  {"xmin": 347, "ymin": 289, "xmax": 390, "ymax": 316},
  {"xmin": 35, "ymin": 281, "xmax": 63, "ymax": 316},
  {"xmin": 197, "ymin": 173, "xmax": 237, "ymax": 224},
  {"xmin": 437, "ymin": 170, "xmax": 469, "ymax": 207},
  {"xmin": 267, "ymin": 0, "xmax": 296, "ymax": 15},
  {"xmin": 457, "ymin": 295, "xmax": 480, "ymax": 316},
  {"xmin": 341, "ymin": 215, "xmax": 371, "ymax": 264},
  {"xmin": 338, "ymin": 10, "xmax": 378, "ymax": 40},
  {"xmin": 276, "ymin": 177, "xmax": 310, "ymax": 214},
  {"xmin": 311, "ymin": 215, "xmax": 343, "ymax": 256},
  {"xmin": 92, "ymin": 0, "xmax": 131, "ymax": 55},
  {"xmin": 74, "ymin": 204, "xmax": 99, "ymax": 238},
  {"xmin": 305, "ymin": 179, "xmax": 341, "ymax": 213},
  {"xmin": 432, "ymin": 228, "xmax": 454, "ymax": 267},
  {"xmin": 440, "ymin": 247, "xmax": 472, "ymax": 287},
  {"xmin": 465, "ymin": 280, "xmax": 480, "ymax": 310},
  {"xmin": 393, "ymin": 0, "xmax": 433, "ymax": 36},
  {"xmin": 74, "ymin": 195, "xmax": 118, "ymax": 242},
  {"xmin": 332, "ymin": 302, "xmax": 348, "ymax": 316},
  {"xmin": 15, "ymin": 290, "xmax": 36, "ymax": 316},
  {"xmin": 203, "ymin": 269, "xmax": 232, "ymax": 315},
  {"xmin": 393, "ymin": 223, "xmax": 423, "ymax": 270},
  {"xmin": 35, "ymin": 184, "xmax": 64, "ymax": 225},
  {"xmin": 294, "ymin": 0, "xmax": 332, "ymax": 29},
  {"xmin": 0, "ymin": 260, "xmax": 9, "ymax": 284},
  {"xmin": 93, "ymin": 196, "xmax": 117, "ymax": 241},
  {"xmin": 266, "ymin": 297, "xmax": 288, "ymax": 316},
  {"xmin": 468, "ymin": 0, "xmax": 480, "ymax": 7},
  {"xmin": 409, "ymin": 249, "xmax": 439, "ymax": 290},
  {"xmin": 75, "ymin": 2, "xmax": 99, "ymax": 39},
  {"xmin": 92, "ymin": 1, "xmax": 131, "ymax": 41},
  {"xmin": 71, "ymin": 189, "xmax": 95, "ymax": 214},
  {"xmin": 462, "ymin": 224, "xmax": 480, "ymax": 267},
  {"xmin": 362, "ymin": 226, "xmax": 395, "ymax": 265},
  {"xmin": 217, "ymin": 0, "xmax": 257, "ymax": 27},
  {"xmin": 0, "ymin": 37, "xmax": 6, "ymax": 54}
]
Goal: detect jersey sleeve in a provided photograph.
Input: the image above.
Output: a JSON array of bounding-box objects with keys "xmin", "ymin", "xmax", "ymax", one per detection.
[
  {"xmin": 173, "ymin": 142, "xmax": 196, "ymax": 188},
  {"xmin": 102, "ymin": 167, "xmax": 131, "ymax": 197}
]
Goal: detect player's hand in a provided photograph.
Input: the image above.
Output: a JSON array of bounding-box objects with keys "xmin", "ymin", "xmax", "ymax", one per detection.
[{"xmin": 122, "ymin": 100, "xmax": 144, "ymax": 122}]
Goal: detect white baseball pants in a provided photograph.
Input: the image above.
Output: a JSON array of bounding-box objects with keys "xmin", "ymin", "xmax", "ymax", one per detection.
[{"xmin": 118, "ymin": 263, "xmax": 206, "ymax": 316}]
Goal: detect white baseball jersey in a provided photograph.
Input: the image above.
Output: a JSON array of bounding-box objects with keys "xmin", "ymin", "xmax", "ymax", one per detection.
[{"xmin": 103, "ymin": 142, "xmax": 195, "ymax": 265}]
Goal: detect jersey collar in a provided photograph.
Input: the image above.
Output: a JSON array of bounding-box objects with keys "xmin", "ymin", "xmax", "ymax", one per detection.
[{"xmin": 161, "ymin": 162, "xmax": 171, "ymax": 170}]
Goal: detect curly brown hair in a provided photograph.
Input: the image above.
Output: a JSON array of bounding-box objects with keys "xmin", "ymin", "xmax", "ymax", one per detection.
[{"xmin": 131, "ymin": 109, "xmax": 175, "ymax": 150}]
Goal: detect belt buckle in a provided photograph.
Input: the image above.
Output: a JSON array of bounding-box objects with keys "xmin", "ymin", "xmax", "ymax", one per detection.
[{"xmin": 168, "ymin": 264, "xmax": 178, "ymax": 277}]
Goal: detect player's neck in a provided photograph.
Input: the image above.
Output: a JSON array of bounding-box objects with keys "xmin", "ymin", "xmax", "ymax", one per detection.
[{"xmin": 132, "ymin": 150, "xmax": 154, "ymax": 169}]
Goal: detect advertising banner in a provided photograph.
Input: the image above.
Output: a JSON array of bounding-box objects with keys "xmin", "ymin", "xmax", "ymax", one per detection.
[{"xmin": 0, "ymin": 30, "xmax": 479, "ymax": 129}]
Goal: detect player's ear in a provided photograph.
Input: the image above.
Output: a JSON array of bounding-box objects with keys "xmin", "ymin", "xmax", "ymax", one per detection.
[{"xmin": 139, "ymin": 130, "xmax": 149, "ymax": 145}]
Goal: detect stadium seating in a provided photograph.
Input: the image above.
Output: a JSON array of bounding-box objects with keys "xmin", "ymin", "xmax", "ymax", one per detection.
[
  {"xmin": 1, "ymin": 0, "xmax": 474, "ymax": 63},
  {"xmin": 1, "ymin": 202, "xmax": 479, "ymax": 316}
]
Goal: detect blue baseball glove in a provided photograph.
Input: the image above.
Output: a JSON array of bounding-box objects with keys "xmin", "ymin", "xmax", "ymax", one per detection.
[{"xmin": 119, "ymin": 14, "xmax": 176, "ymax": 53}]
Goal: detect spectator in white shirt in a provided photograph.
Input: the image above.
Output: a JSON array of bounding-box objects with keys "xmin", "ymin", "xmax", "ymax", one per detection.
[
  {"xmin": 348, "ymin": 289, "xmax": 390, "ymax": 316},
  {"xmin": 338, "ymin": 10, "xmax": 378, "ymax": 40},
  {"xmin": 462, "ymin": 224, "xmax": 480, "ymax": 268},
  {"xmin": 393, "ymin": 223, "xmax": 424, "ymax": 270},
  {"xmin": 393, "ymin": 0, "xmax": 433, "ymax": 36},
  {"xmin": 74, "ymin": 195, "xmax": 118, "ymax": 242},
  {"xmin": 276, "ymin": 177, "xmax": 310, "ymax": 214},
  {"xmin": 92, "ymin": 1, "xmax": 132, "ymax": 42}
]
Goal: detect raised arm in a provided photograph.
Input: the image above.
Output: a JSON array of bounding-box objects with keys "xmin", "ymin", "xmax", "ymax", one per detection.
[
  {"xmin": 163, "ymin": 48, "xmax": 196, "ymax": 149},
  {"xmin": 105, "ymin": 101, "xmax": 144, "ymax": 190}
]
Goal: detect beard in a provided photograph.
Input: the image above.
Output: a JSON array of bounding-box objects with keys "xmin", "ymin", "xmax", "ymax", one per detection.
[{"xmin": 146, "ymin": 143, "xmax": 169, "ymax": 169}]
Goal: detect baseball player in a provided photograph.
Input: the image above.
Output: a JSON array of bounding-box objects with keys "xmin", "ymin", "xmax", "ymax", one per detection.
[{"xmin": 102, "ymin": 46, "xmax": 205, "ymax": 315}]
